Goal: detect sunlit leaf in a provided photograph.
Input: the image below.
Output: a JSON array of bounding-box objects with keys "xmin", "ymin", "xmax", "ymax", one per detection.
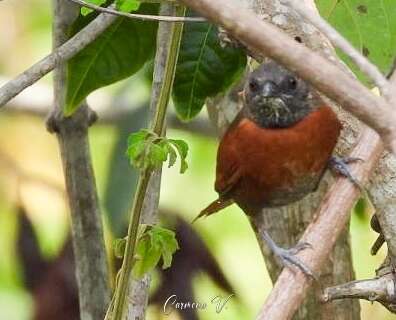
[
  {"xmin": 316, "ymin": 0, "xmax": 396, "ymax": 83},
  {"xmin": 81, "ymin": 0, "xmax": 107, "ymax": 16},
  {"xmin": 116, "ymin": 0, "xmax": 141, "ymax": 12},
  {"xmin": 126, "ymin": 130, "xmax": 189, "ymax": 172}
]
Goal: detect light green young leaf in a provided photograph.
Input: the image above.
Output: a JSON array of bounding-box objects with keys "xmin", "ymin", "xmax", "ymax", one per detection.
[
  {"xmin": 126, "ymin": 130, "xmax": 189, "ymax": 172},
  {"xmin": 81, "ymin": 0, "xmax": 106, "ymax": 15},
  {"xmin": 127, "ymin": 129, "xmax": 151, "ymax": 146},
  {"xmin": 116, "ymin": 0, "xmax": 141, "ymax": 12},
  {"xmin": 169, "ymin": 139, "xmax": 189, "ymax": 173},
  {"xmin": 159, "ymin": 141, "xmax": 178, "ymax": 168},
  {"xmin": 131, "ymin": 226, "xmax": 179, "ymax": 279},
  {"xmin": 126, "ymin": 130, "xmax": 150, "ymax": 168},
  {"xmin": 148, "ymin": 143, "xmax": 168, "ymax": 169},
  {"xmin": 132, "ymin": 236, "xmax": 162, "ymax": 279},
  {"xmin": 149, "ymin": 226, "xmax": 179, "ymax": 269}
]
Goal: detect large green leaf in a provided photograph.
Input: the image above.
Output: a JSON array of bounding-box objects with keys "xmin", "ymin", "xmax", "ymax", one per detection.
[
  {"xmin": 64, "ymin": 4, "xmax": 158, "ymax": 116},
  {"xmin": 316, "ymin": 0, "xmax": 396, "ymax": 83},
  {"xmin": 173, "ymin": 12, "xmax": 247, "ymax": 121}
]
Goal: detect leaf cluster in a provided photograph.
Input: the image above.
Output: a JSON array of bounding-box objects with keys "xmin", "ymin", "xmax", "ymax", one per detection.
[
  {"xmin": 126, "ymin": 129, "xmax": 189, "ymax": 173},
  {"xmin": 114, "ymin": 225, "xmax": 179, "ymax": 279}
]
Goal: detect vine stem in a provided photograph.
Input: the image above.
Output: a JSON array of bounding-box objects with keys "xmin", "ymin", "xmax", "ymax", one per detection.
[{"xmin": 111, "ymin": 4, "xmax": 186, "ymax": 320}]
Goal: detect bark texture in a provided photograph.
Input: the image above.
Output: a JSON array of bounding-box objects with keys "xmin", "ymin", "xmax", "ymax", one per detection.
[{"xmin": 51, "ymin": 1, "xmax": 110, "ymax": 319}]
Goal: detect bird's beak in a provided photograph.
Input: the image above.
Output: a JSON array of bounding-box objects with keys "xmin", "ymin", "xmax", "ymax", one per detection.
[{"xmin": 261, "ymin": 81, "xmax": 277, "ymax": 97}]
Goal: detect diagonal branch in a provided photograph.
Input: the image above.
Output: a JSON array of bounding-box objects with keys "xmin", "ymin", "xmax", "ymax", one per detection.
[{"xmin": 178, "ymin": 0, "xmax": 396, "ymax": 155}]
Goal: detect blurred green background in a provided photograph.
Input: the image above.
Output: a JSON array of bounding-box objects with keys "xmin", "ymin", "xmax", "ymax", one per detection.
[{"xmin": 0, "ymin": 1, "xmax": 392, "ymax": 319}]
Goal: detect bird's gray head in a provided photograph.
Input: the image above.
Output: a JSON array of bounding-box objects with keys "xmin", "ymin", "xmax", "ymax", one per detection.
[{"xmin": 243, "ymin": 61, "xmax": 315, "ymax": 128}]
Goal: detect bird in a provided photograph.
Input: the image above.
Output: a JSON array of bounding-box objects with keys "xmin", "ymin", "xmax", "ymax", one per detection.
[{"xmin": 194, "ymin": 61, "xmax": 358, "ymax": 276}]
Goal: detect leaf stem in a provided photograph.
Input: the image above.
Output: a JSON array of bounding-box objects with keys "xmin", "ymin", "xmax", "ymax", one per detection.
[{"xmin": 111, "ymin": 4, "xmax": 186, "ymax": 320}]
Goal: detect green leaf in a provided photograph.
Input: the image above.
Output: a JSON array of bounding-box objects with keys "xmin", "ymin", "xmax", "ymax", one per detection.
[
  {"xmin": 126, "ymin": 130, "xmax": 151, "ymax": 168},
  {"xmin": 132, "ymin": 236, "xmax": 162, "ymax": 279},
  {"xmin": 169, "ymin": 139, "xmax": 189, "ymax": 173},
  {"xmin": 148, "ymin": 143, "xmax": 168, "ymax": 168},
  {"xmin": 149, "ymin": 226, "xmax": 179, "ymax": 269},
  {"xmin": 173, "ymin": 10, "xmax": 247, "ymax": 121},
  {"xmin": 116, "ymin": 0, "xmax": 141, "ymax": 12},
  {"xmin": 81, "ymin": 0, "xmax": 107, "ymax": 16},
  {"xmin": 132, "ymin": 226, "xmax": 179, "ymax": 278},
  {"xmin": 126, "ymin": 130, "xmax": 189, "ymax": 172},
  {"xmin": 64, "ymin": 4, "xmax": 158, "ymax": 116},
  {"xmin": 316, "ymin": 0, "xmax": 396, "ymax": 83},
  {"xmin": 164, "ymin": 143, "xmax": 178, "ymax": 168}
]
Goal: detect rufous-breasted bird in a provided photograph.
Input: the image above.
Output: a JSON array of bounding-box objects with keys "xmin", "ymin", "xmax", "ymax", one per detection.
[{"xmin": 195, "ymin": 61, "xmax": 359, "ymax": 276}]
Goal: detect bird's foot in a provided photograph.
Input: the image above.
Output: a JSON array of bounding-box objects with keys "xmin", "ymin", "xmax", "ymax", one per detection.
[
  {"xmin": 329, "ymin": 156, "xmax": 364, "ymax": 191},
  {"xmin": 262, "ymin": 231, "xmax": 317, "ymax": 280}
]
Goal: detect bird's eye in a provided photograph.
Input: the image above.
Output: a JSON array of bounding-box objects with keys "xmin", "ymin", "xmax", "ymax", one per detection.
[
  {"xmin": 249, "ymin": 79, "xmax": 259, "ymax": 92},
  {"xmin": 287, "ymin": 77, "xmax": 297, "ymax": 90}
]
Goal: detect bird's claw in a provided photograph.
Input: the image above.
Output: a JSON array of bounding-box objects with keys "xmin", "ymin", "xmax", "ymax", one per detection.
[
  {"xmin": 276, "ymin": 247, "xmax": 317, "ymax": 280},
  {"xmin": 262, "ymin": 231, "xmax": 317, "ymax": 280},
  {"xmin": 329, "ymin": 156, "xmax": 364, "ymax": 191}
]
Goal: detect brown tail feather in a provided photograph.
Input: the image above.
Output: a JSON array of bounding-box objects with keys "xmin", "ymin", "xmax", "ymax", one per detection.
[{"xmin": 192, "ymin": 198, "xmax": 234, "ymax": 223}]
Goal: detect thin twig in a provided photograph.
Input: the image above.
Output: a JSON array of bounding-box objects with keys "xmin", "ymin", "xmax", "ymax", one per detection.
[
  {"xmin": 69, "ymin": 0, "xmax": 206, "ymax": 22},
  {"xmin": 280, "ymin": 0, "xmax": 390, "ymax": 99},
  {"xmin": 178, "ymin": 0, "xmax": 396, "ymax": 155}
]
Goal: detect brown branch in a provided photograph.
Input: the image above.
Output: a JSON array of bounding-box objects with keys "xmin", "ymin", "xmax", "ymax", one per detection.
[
  {"xmin": 322, "ymin": 270, "xmax": 396, "ymax": 313},
  {"xmin": 255, "ymin": 128, "xmax": 383, "ymax": 320},
  {"xmin": 178, "ymin": 0, "xmax": 396, "ymax": 155},
  {"xmin": 50, "ymin": 1, "xmax": 110, "ymax": 319}
]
